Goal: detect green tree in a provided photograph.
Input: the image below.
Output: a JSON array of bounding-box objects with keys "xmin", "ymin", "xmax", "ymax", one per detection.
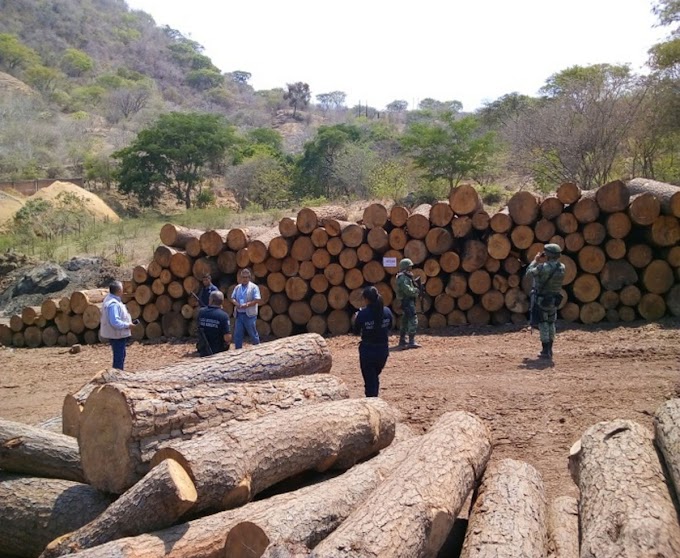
[
  {"xmin": 0, "ymin": 34, "xmax": 39, "ymax": 71},
  {"xmin": 284, "ymin": 82, "xmax": 311, "ymax": 117},
  {"xmin": 60, "ymin": 48, "xmax": 94, "ymax": 77},
  {"xmin": 230, "ymin": 70, "xmax": 251, "ymax": 84},
  {"xmin": 401, "ymin": 113, "xmax": 495, "ymax": 188},
  {"xmin": 114, "ymin": 112, "xmax": 235, "ymax": 209},
  {"xmin": 228, "ymin": 153, "xmax": 291, "ymax": 210},
  {"xmin": 24, "ymin": 65, "xmax": 62, "ymax": 94},
  {"xmin": 185, "ymin": 68, "xmax": 224, "ymax": 90},
  {"xmin": 386, "ymin": 99, "xmax": 408, "ymax": 112}
]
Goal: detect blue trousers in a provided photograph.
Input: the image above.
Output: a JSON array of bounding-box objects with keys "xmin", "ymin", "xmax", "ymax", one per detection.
[
  {"xmin": 359, "ymin": 343, "xmax": 389, "ymax": 397},
  {"xmin": 110, "ymin": 338, "xmax": 128, "ymax": 370},
  {"xmin": 234, "ymin": 314, "xmax": 260, "ymax": 349}
]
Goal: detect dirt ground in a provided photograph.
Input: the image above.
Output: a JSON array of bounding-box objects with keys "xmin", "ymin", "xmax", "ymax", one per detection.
[{"xmin": 1, "ymin": 319, "xmax": 678, "ymax": 501}]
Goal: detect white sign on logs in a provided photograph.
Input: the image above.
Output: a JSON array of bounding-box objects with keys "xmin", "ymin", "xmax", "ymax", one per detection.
[{"xmin": 383, "ymin": 257, "xmax": 397, "ymax": 268}]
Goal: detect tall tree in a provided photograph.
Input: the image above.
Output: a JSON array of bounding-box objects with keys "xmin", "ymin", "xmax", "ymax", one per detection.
[
  {"xmin": 114, "ymin": 112, "xmax": 235, "ymax": 209},
  {"xmin": 284, "ymin": 82, "xmax": 311, "ymax": 117},
  {"xmin": 401, "ymin": 113, "xmax": 495, "ymax": 189}
]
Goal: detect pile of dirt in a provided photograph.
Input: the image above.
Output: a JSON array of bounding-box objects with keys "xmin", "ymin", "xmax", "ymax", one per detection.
[
  {"xmin": 0, "ymin": 71, "xmax": 34, "ymax": 96},
  {"xmin": 29, "ymin": 181, "xmax": 120, "ymax": 222},
  {"xmin": 0, "ymin": 191, "xmax": 24, "ymax": 227}
]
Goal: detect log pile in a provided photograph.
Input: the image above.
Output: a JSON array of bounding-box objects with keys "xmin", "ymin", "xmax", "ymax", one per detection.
[{"xmin": 2, "ymin": 180, "xmax": 680, "ymax": 348}]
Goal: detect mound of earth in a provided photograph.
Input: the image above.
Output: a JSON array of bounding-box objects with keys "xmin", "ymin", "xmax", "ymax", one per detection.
[
  {"xmin": 0, "ymin": 191, "xmax": 25, "ymax": 227},
  {"xmin": 0, "ymin": 71, "xmax": 35, "ymax": 96},
  {"xmin": 29, "ymin": 181, "xmax": 120, "ymax": 222}
]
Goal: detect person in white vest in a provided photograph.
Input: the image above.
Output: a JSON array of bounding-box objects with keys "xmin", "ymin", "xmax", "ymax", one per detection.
[
  {"xmin": 230, "ymin": 268, "xmax": 261, "ymax": 349},
  {"xmin": 100, "ymin": 281, "xmax": 136, "ymax": 369}
]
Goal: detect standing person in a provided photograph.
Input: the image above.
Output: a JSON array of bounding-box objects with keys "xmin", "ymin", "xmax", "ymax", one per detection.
[
  {"xmin": 198, "ymin": 274, "xmax": 218, "ymax": 307},
  {"xmin": 100, "ymin": 281, "xmax": 135, "ymax": 370},
  {"xmin": 395, "ymin": 258, "xmax": 422, "ymax": 349},
  {"xmin": 230, "ymin": 268, "xmax": 261, "ymax": 349},
  {"xmin": 527, "ymin": 244, "xmax": 566, "ymax": 360},
  {"xmin": 197, "ymin": 291, "xmax": 232, "ymax": 356},
  {"xmin": 353, "ymin": 286, "xmax": 394, "ymax": 397}
]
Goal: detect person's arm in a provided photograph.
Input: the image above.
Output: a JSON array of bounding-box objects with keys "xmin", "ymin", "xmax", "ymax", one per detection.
[
  {"xmin": 399, "ymin": 276, "xmax": 420, "ymax": 297},
  {"xmin": 108, "ymin": 302, "xmax": 131, "ymax": 329}
]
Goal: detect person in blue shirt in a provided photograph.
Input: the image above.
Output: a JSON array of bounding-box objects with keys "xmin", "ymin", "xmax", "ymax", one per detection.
[
  {"xmin": 100, "ymin": 281, "xmax": 137, "ymax": 369},
  {"xmin": 230, "ymin": 268, "xmax": 262, "ymax": 350},
  {"xmin": 198, "ymin": 274, "xmax": 219, "ymax": 307},
  {"xmin": 353, "ymin": 285, "xmax": 394, "ymax": 397},
  {"xmin": 197, "ymin": 291, "xmax": 232, "ymax": 356}
]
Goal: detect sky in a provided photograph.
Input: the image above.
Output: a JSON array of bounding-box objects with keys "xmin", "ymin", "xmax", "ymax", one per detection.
[{"xmin": 125, "ymin": 0, "xmax": 671, "ymax": 112}]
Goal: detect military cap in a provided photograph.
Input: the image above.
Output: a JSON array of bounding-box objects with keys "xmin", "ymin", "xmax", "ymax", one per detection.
[
  {"xmin": 399, "ymin": 258, "xmax": 414, "ymax": 270},
  {"xmin": 543, "ymin": 243, "xmax": 562, "ymax": 255}
]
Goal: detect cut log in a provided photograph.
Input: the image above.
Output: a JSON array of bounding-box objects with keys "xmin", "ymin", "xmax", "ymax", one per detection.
[
  {"xmin": 564, "ymin": 232, "xmax": 584, "ymax": 253},
  {"xmin": 628, "ymin": 192, "xmax": 661, "ymax": 226},
  {"xmin": 70, "ymin": 290, "xmax": 107, "ymax": 315},
  {"xmin": 406, "ymin": 204, "xmax": 432, "ymax": 239},
  {"xmin": 267, "ymin": 272, "xmax": 286, "ymax": 293},
  {"xmin": 327, "ymin": 309, "xmax": 351, "ymax": 335},
  {"xmin": 430, "ymin": 201, "xmax": 454, "ymax": 226},
  {"xmin": 362, "ymin": 203, "xmax": 388, "ymax": 229},
  {"xmin": 450, "ymin": 184, "xmax": 482, "ymax": 215},
  {"xmin": 557, "ymin": 182, "xmax": 581, "ymax": 204},
  {"xmin": 185, "ymin": 237, "xmax": 202, "ymax": 257},
  {"xmin": 290, "ymin": 236, "xmax": 314, "ymax": 262},
  {"xmin": 577, "ymin": 245, "xmax": 606, "ymax": 274},
  {"xmin": 249, "ymin": 228, "xmax": 281, "ymax": 264},
  {"xmin": 580, "ymin": 302, "xmax": 605, "ymax": 324},
  {"xmin": 490, "ymin": 210, "xmax": 513, "ymax": 233},
  {"xmin": 510, "ymin": 225, "xmax": 534, "ymax": 249},
  {"xmin": 540, "ymin": 196, "xmax": 564, "ymax": 220},
  {"xmin": 423, "ymin": 227, "xmax": 452, "ymax": 255},
  {"xmin": 569, "ymin": 420, "xmax": 680, "ymax": 557},
  {"xmin": 42, "ymin": 326, "xmax": 59, "ymax": 347},
  {"xmin": 534, "ymin": 218, "xmax": 556, "ymax": 242},
  {"xmin": 627, "ymin": 177, "xmax": 680, "ymax": 217},
  {"xmin": 555, "ymin": 212, "xmax": 578, "ymax": 235},
  {"xmin": 560, "ymin": 302, "xmax": 580, "ymax": 322},
  {"xmin": 404, "ymin": 239, "xmax": 428, "ymax": 264},
  {"xmin": 650, "ymin": 215, "xmax": 680, "ymax": 246},
  {"xmin": 461, "ymin": 459, "xmax": 547, "ymax": 558},
  {"xmin": 281, "ymin": 256, "xmax": 300, "ymax": 278},
  {"xmin": 271, "ymin": 315, "xmax": 293, "ymax": 338},
  {"xmin": 620, "ymin": 285, "xmax": 642, "ymax": 307},
  {"xmin": 507, "ymin": 191, "xmax": 539, "ymax": 225},
  {"xmin": 153, "ymin": 245, "xmax": 177, "ymax": 268},
  {"xmin": 267, "ymin": 236, "xmax": 290, "ymax": 260},
  {"xmin": 604, "ymin": 238, "xmax": 626, "ymax": 260},
  {"xmin": 573, "ymin": 197, "xmax": 600, "ymax": 224},
  {"xmin": 24, "ymin": 326, "xmax": 42, "ymax": 348},
  {"xmin": 467, "ymin": 304, "xmax": 491, "ymax": 325},
  {"xmin": 462, "ymin": 239, "xmax": 488, "ymax": 272},
  {"xmin": 583, "ymin": 222, "xmax": 606, "ymax": 246},
  {"xmin": 362, "ymin": 260, "xmax": 385, "ymax": 284},
  {"xmin": 605, "ymin": 212, "xmax": 631, "ymax": 239},
  {"xmin": 310, "ymin": 227, "xmax": 328, "ymax": 248},
  {"xmin": 79, "ymin": 374, "xmax": 349, "ymax": 493},
  {"xmin": 654, "ymin": 399, "xmax": 680, "ymax": 507},
  {"xmin": 339, "ymin": 223, "xmax": 364, "ymax": 248},
  {"xmin": 338, "ymin": 247, "xmax": 358, "ymax": 270},
  {"xmin": 40, "ymin": 459, "xmax": 196, "ymax": 558},
  {"xmin": 547, "ymin": 496, "xmax": 578, "ymax": 558},
  {"xmin": 0, "ymin": 418, "xmax": 84, "ymax": 482},
  {"xmin": 599, "ymin": 260, "xmax": 637, "ymax": 291},
  {"xmin": 451, "ymin": 215, "xmax": 473, "ymax": 238},
  {"xmin": 152, "ymin": 399, "xmax": 395, "ymax": 512},
  {"xmin": 642, "ymin": 259, "xmax": 674, "ymax": 294},
  {"xmin": 21, "ymin": 305, "xmax": 41, "ymax": 325},
  {"xmin": 285, "ymin": 277, "xmax": 309, "ymax": 301},
  {"xmin": 472, "ymin": 211, "xmax": 490, "ymax": 231},
  {"xmin": 199, "ymin": 230, "xmax": 228, "ymax": 257},
  {"xmin": 626, "ymin": 243, "xmax": 653, "ymax": 270},
  {"xmin": 226, "ymin": 228, "xmax": 251, "ymax": 252},
  {"xmin": 468, "ymin": 269, "xmax": 491, "ymax": 295},
  {"xmin": 160, "ymin": 224, "xmax": 203, "ymax": 249},
  {"xmin": 311, "ymin": 411, "xmax": 491, "ymax": 558},
  {"xmin": 618, "ymin": 305, "xmax": 637, "ymax": 322},
  {"xmin": 638, "ymin": 293, "xmax": 666, "ymax": 320},
  {"xmin": 390, "ymin": 205, "xmax": 409, "ymax": 227},
  {"xmin": 388, "ymin": 227, "xmax": 407, "ymax": 250},
  {"xmin": 279, "ymin": 217, "xmax": 298, "ymax": 238},
  {"xmin": 599, "ymin": 290, "xmax": 620, "ymax": 310},
  {"xmin": 0, "ymin": 473, "xmax": 111, "ymax": 558},
  {"xmin": 505, "ymin": 287, "xmax": 529, "ymax": 313},
  {"xmin": 595, "ymin": 179, "xmax": 630, "ymax": 213},
  {"xmin": 667, "ymin": 285, "xmax": 680, "ymax": 316},
  {"xmin": 440, "ymin": 251, "xmax": 461, "ymax": 273}
]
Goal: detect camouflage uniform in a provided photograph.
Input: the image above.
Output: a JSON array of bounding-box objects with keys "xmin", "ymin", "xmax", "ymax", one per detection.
[
  {"xmin": 396, "ymin": 271, "xmax": 419, "ymax": 336},
  {"xmin": 527, "ymin": 256, "xmax": 566, "ymax": 356}
]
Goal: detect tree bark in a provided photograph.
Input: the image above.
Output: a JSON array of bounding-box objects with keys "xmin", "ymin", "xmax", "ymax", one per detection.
[
  {"xmin": 159, "ymin": 224, "xmax": 204, "ymax": 249},
  {"xmin": 79, "ymin": 374, "xmax": 349, "ymax": 493},
  {"xmin": 70, "ymin": 290, "xmax": 108, "ymax": 315},
  {"xmin": 0, "ymin": 473, "xmax": 111, "ymax": 558},
  {"xmin": 460, "ymin": 459, "xmax": 547, "ymax": 558},
  {"xmin": 547, "ymin": 496, "xmax": 578, "ymax": 558},
  {"xmin": 627, "ymin": 177, "xmax": 680, "ymax": 217},
  {"xmin": 311, "ymin": 412, "xmax": 490, "ymax": 558},
  {"xmin": 0, "ymin": 418, "xmax": 85, "ymax": 482},
  {"xmin": 654, "ymin": 399, "xmax": 680, "ymax": 505},
  {"xmin": 569, "ymin": 419, "xmax": 680, "ymax": 557},
  {"xmin": 40, "ymin": 459, "xmax": 197, "ymax": 558},
  {"xmin": 152, "ymin": 398, "xmax": 396, "ymax": 513}
]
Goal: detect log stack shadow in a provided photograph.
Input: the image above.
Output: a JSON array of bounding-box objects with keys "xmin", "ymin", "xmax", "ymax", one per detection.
[{"xmin": 2, "ymin": 178, "xmax": 680, "ymax": 349}]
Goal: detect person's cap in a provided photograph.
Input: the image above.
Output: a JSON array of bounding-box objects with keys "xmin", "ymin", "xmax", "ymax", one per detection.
[
  {"xmin": 543, "ymin": 243, "xmax": 562, "ymax": 255},
  {"xmin": 399, "ymin": 258, "xmax": 414, "ymax": 270}
]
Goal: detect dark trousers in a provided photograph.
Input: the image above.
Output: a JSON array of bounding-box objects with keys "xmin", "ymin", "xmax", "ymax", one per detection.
[
  {"xmin": 359, "ymin": 343, "xmax": 389, "ymax": 397},
  {"xmin": 110, "ymin": 338, "xmax": 127, "ymax": 370}
]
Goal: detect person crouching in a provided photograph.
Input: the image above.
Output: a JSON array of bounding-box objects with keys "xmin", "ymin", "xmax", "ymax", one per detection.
[{"xmin": 197, "ymin": 291, "xmax": 232, "ymax": 356}]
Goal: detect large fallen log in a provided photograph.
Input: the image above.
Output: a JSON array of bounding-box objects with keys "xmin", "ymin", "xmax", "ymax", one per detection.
[
  {"xmin": 654, "ymin": 398, "xmax": 680, "ymax": 504},
  {"xmin": 0, "ymin": 418, "xmax": 85, "ymax": 482},
  {"xmin": 569, "ymin": 419, "xmax": 680, "ymax": 557},
  {"xmin": 151, "ymin": 398, "xmax": 396, "ymax": 513},
  {"xmin": 460, "ymin": 459, "xmax": 547, "ymax": 558},
  {"xmin": 63, "ymin": 333, "xmax": 332, "ymax": 437},
  {"xmin": 311, "ymin": 411, "xmax": 491, "ymax": 558},
  {"xmin": 0, "ymin": 473, "xmax": 111, "ymax": 558},
  {"xmin": 547, "ymin": 496, "xmax": 578, "ymax": 558},
  {"xmin": 627, "ymin": 177, "xmax": 680, "ymax": 217},
  {"xmin": 78, "ymin": 374, "xmax": 349, "ymax": 493},
  {"xmin": 40, "ymin": 459, "xmax": 196, "ymax": 558},
  {"xmin": 58, "ymin": 432, "xmax": 418, "ymax": 558}
]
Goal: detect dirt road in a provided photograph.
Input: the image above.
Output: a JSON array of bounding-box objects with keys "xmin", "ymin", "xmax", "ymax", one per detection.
[{"xmin": 1, "ymin": 319, "xmax": 678, "ymax": 500}]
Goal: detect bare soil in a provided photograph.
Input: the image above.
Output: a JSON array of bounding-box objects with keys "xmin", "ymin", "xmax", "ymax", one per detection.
[{"xmin": 1, "ymin": 320, "xmax": 678, "ymax": 501}]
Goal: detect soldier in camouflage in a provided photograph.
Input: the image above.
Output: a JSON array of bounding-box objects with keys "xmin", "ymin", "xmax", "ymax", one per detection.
[
  {"xmin": 395, "ymin": 258, "xmax": 422, "ymax": 349},
  {"xmin": 526, "ymin": 243, "xmax": 566, "ymax": 360}
]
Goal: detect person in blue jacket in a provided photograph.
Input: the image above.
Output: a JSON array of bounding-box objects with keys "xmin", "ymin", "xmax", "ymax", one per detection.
[{"xmin": 353, "ymin": 285, "xmax": 394, "ymax": 397}]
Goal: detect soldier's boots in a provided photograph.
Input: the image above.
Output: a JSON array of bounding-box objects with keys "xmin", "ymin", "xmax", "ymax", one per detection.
[
  {"xmin": 397, "ymin": 333, "xmax": 407, "ymax": 349},
  {"xmin": 407, "ymin": 334, "xmax": 422, "ymax": 349},
  {"xmin": 538, "ymin": 342, "xmax": 551, "ymax": 360}
]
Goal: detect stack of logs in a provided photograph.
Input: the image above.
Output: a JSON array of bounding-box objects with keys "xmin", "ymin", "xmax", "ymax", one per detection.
[
  {"xmin": 2, "ymin": 334, "xmax": 680, "ymax": 557},
  {"xmin": 2, "ymin": 177, "xmax": 680, "ymax": 348}
]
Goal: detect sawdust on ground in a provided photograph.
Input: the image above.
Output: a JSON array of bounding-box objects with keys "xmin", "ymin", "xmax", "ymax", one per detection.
[
  {"xmin": 29, "ymin": 181, "xmax": 120, "ymax": 222},
  {"xmin": 0, "ymin": 191, "xmax": 24, "ymax": 226}
]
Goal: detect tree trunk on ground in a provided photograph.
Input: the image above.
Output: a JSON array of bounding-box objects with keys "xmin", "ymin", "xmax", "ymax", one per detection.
[
  {"xmin": 429, "ymin": 201, "xmax": 454, "ymax": 227},
  {"xmin": 151, "ymin": 398, "xmax": 396, "ymax": 513},
  {"xmin": 0, "ymin": 473, "xmax": 111, "ymax": 558},
  {"xmin": 78, "ymin": 375, "xmax": 348, "ymax": 493},
  {"xmin": 40, "ymin": 459, "xmax": 196, "ymax": 558},
  {"xmin": 70, "ymin": 290, "xmax": 108, "ymax": 315},
  {"xmin": 449, "ymin": 184, "xmax": 482, "ymax": 216},
  {"xmin": 461, "ymin": 459, "xmax": 547, "ymax": 558},
  {"xmin": 547, "ymin": 496, "xmax": 578, "ymax": 558},
  {"xmin": 654, "ymin": 399, "xmax": 680, "ymax": 505},
  {"xmin": 227, "ymin": 228, "xmax": 252, "ymax": 251},
  {"xmin": 595, "ymin": 179, "xmax": 630, "ymax": 213},
  {"xmin": 569, "ymin": 419, "xmax": 680, "ymax": 557},
  {"xmin": 63, "ymin": 334, "xmax": 332, "ymax": 438},
  {"xmin": 159, "ymin": 224, "xmax": 204, "ymax": 249},
  {"xmin": 406, "ymin": 204, "xmax": 432, "ymax": 239},
  {"xmin": 0, "ymin": 418, "xmax": 84, "ymax": 482},
  {"xmin": 311, "ymin": 411, "xmax": 491, "ymax": 558},
  {"xmin": 627, "ymin": 177, "xmax": 680, "ymax": 217}
]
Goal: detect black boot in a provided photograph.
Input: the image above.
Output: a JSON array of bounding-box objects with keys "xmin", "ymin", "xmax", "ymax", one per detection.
[
  {"xmin": 408, "ymin": 334, "xmax": 422, "ymax": 349},
  {"xmin": 397, "ymin": 333, "xmax": 407, "ymax": 349},
  {"xmin": 547, "ymin": 341, "xmax": 554, "ymax": 359},
  {"xmin": 538, "ymin": 342, "xmax": 550, "ymax": 359}
]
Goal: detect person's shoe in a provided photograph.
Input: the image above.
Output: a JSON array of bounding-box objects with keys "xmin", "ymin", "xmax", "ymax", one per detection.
[
  {"xmin": 538, "ymin": 342, "xmax": 551, "ymax": 359},
  {"xmin": 547, "ymin": 341, "xmax": 554, "ymax": 359},
  {"xmin": 395, "ymin": 333, "xmax": 407, "ymax": 350},
  {"xmin": 407, "ymin": 335, "xmax": 422, "ymax": 349}
]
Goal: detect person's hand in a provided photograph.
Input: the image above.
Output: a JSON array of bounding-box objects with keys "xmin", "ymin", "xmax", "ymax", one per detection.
[{"xmin": 533, "ymin": 251, "xmax": 544, "ymax": 263}]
